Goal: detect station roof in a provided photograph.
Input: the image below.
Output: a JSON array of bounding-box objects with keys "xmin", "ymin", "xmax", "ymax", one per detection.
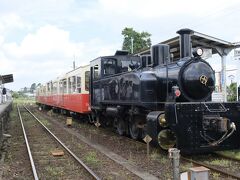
[
  {"xmin": 0, "ymin": 74, "xmax": 14, "ymax": 84},
  {"xmin": 137, "ymin": 29, "xmax": 240, "ymax": 60}
]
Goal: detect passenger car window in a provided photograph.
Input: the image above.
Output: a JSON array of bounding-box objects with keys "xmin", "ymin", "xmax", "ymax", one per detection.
[
  {"xmin": 76, "ymin": 76, "xmax": 81, "ymax": 93},
  {"xmin": 68, "ymin": 76, "xmax": 76, "ymax": 93}
]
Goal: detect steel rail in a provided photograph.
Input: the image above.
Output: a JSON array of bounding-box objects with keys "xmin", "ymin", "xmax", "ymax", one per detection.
[
  {"xmin": 17, "ymin": 105, "xmax": 39, "ymax": 180},
  {"xmin": 181, "ymin": 156, "xmax": 240, "ymax": 180},
  {"xmin": 23, "ymin": 105, "xmax": 100, "ymax": 180}
]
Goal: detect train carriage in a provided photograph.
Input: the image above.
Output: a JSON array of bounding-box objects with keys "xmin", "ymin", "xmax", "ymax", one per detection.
[{"xmin": 36, "ymin": 65, "xmax": 90, "ymax": 114}]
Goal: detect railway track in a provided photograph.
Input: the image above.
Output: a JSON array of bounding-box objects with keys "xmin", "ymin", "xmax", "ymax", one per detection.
[
  {"xmin": 122, "ymin": 135, "xmax": 240, "ymax": 179},
  {"xmin": 123, "ymin": 137, "xmax": 240, "ymax": 179},
  {"xmin": 214, "ymin": 151, "xmax": 240, "ymax": 162},
  {"xmin": 22, "ymin": 105, "xmax": 152, "ymax": 179},
  {"xmin": 17, "ymin": 105, "xmax": 100, "ymax": 180},
  {"xmin": 181, "ymin": 156, "xmax": 240, "ymax": 179}
]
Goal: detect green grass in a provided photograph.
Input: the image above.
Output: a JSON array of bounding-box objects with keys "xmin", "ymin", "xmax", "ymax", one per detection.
[
  {"xmin": 208, "ymin": 159, "xmax": 230, "ymax": 167},
  {"xmin": 13, "ymin": 97, "xmax": 36, "ymax": 105},
  {"xmin": 212, "ymin": 172, "xmax": 221, "ymax": 179},
  {"xmin": 45, "ymin": 166, "xmax": 64, "ymax": 177},
  {"xmin": 40, "ymin": 119, "xmax": 51, "ymax": 126},
  {"xmin": 84, "ymin": 151, "xmax": 100, "ymax": 166},
  {"xmin": 216, "ymin": 150, "xmax": 240, "ymax": 160}
]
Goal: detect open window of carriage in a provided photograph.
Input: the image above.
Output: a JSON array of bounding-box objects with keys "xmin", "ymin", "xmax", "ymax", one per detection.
[
  {"xmin": 43, "ymin": 85, "xmax": 46, "ymax": 95},
  {"xmin": 47, "ymin": 82, "xmax": 52, "ymax": 95},
  {"xmin": 52, "ymin": 81, "xmax": 57, "ymax": 95},
  {"xmin": 51, "ymin": 82, "xmax": 53, "ymax": 95},
  {"xmin": 68, "ymin": 76, "xmax": 76, "ymax": 94},
  {"xmin": 76, "ymin": 76, "xmax": 81, "ymax": 93},
  {"xmin": 63, "ymin": 79, "xmax": 67, "ymax": 94},
  {"xmin": 59, "ymin": 79, "xmax": 67, "ymax": 94}
]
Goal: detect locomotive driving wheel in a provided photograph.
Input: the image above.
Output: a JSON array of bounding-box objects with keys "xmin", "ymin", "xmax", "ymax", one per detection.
[
  {"xmin": 116, "ymin": 117, "xmax": 126, "ymax": 136},
  {"xmin": 129, "ymin": 116, "xmax": 141, "ymax": 140}
]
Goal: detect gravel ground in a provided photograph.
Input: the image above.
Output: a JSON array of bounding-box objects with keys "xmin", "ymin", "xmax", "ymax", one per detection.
[
  {"xmin": 1, "ymin": 105, "xmax": 33, "ymax": 179},
  {"xmin": 2, "ymin": 103, "xmax": 237, "ymax": 180},
  {"xmin": 35, "ymin": 107, "xmax": 238, "ymax": 180},
  {"xmin": 20, "ymin": 107, "xmax": 95, "ymax": 180},
  {"xmin": 2, "ymin": 105, "xmax": 142, "ymax": 179},
  {"xmin": 34, "ymin": 108, "xmax": 186, "ymax": 180}
]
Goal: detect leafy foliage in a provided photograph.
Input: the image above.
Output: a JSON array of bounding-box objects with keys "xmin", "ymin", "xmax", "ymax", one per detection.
[
  {"xmin": 121, "ymin": 27, "xmax": 151, "ymax": 54},
  {"xmin": 227, "ymin": 83, "xmax": 237, "ymax": 102},
  {"xmin": 30, "ymin": 83, "xmax": 36, "ymax": 93},
  {"xmin": 12, "ymin": 91, "xmax": 27, "ymax": 98}
]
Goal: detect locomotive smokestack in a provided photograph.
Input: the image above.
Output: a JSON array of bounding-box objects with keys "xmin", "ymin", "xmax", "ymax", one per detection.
[
  {"xmin": 151, "ymin": 44, "xmax": 170, "ymax": 66},
  {"xmin": 177, "ymin": 28, "xmax": 193, "ymax": 58}
]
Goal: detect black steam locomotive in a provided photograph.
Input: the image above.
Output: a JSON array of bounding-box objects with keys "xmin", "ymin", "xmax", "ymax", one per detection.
[{"xmin": 90, "ymin": 29, "xmax": 240, "ymax": 153}]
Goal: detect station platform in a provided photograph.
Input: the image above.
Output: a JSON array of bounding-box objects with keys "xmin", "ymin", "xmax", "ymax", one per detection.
[
  {"xmin": 0, "ymin": 100, "xmax": 12, "ymax": 143},
  {"xmin": 0, "ymin": 101, "xmax": 12, "ymax": 118}
]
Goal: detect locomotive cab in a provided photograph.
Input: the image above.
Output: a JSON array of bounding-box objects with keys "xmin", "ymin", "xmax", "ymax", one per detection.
[{"xmin": 90, "ymin": 52, "xmax": 141, "ymax": 108}]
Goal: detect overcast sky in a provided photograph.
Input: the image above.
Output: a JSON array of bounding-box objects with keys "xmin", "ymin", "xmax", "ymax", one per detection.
[{"xmin": 1, "ymin": 0, "xmax": 240, "ymax": 90}]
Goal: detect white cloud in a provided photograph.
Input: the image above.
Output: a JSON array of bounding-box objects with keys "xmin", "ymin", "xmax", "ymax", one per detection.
[
  {"xmin": 2, "ymin": 25, "xmax": 88, "ymax": 60},
  {"xmin": 1, "ymin": 0, "xmax": 240, "ymax": 91},
  {"xmin": 98, "ymin": 0, "xmax": 240, "ymax": 18},
  {"xmin": 1, "ymin": 25, "xmax": 119, "ymax": 90},
  {"xmin": 0, "ymin": 13, "xmax": 28, "ymax": 34}
]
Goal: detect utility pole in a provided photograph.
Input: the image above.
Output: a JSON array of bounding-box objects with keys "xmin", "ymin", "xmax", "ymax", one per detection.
[
  {"xmin": 73, "ymin": 54, "xmax": 76, "ymax": 70},
  {"xmin": 73, "ymin": 61, "xmax": 75, "ymax": 70},
  {"xmin": 131, "ymin": 37, "xmax": 134, "ymax": 54}
]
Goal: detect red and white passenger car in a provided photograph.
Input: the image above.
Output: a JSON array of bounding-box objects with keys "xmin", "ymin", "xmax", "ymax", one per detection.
[{"xmin": 36, "ymin": 65, "xmax": 90, "ymax": 114}]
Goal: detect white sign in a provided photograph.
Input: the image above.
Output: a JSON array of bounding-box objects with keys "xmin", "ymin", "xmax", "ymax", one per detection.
[
  {"xmin": 201, "ymin": 48, "xmax": 212, "ymax": 60},
  {"xmin": 234, "ymin": 49, "xmax": 240, "ymax": 57},
  {"xmin": 234, "ymin": 49, "xmax": 240, "ymax": 60}
]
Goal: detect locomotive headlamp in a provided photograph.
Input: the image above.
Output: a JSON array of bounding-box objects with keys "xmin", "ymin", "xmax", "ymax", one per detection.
[
  {"xmin": 158, "ymin": 114, "xmax": 167, "ymax": 127},
  {"xmin": 193, "ymin": 48, "xmax": 203, "ymax": 57}
]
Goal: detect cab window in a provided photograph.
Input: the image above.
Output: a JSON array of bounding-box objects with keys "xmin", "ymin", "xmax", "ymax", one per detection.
[
  {"xmin": 103, "ymin": 58, "xmax": 117, "ymax": 76},
  {"xmin": 93, "ymin": 65, "xmax": 99, "ymax": 79},
  {"xmin": 85, "ymin": 71, "xmax": 90, "ymax": 91}
]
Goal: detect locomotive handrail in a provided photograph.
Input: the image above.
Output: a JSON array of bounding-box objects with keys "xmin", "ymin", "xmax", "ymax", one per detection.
[{"xmin": 203, "ymin": 102, "xmax": 229, "ymax": 113}]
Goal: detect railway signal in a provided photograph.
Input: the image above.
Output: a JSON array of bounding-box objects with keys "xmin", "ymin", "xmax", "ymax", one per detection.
[{"xmin": 143, "ymin": 135, "xmax": 152, "ymax": 143}]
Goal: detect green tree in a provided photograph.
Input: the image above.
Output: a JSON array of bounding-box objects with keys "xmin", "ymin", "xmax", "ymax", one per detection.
[
  {"xmin": 23, "ymin": 87, "xmax": 28, "ymax": 93},
  {"xmin": 12, "ymin": 91, "xmax": 27, "ymax": 98},
  {"xmin": 227, "ymin": 83, "xmax": 237, "ymax": 102},
  {"xmin": 122, "ymin": 27, "xmax": 151, "ymax": 54},
  {"xmin": 30, "ymin": 83, "xmax": 36, "ymax": 93},
  {"xmin": 12, "ymin": 91, "xmax": 20, "ymax": 98}
]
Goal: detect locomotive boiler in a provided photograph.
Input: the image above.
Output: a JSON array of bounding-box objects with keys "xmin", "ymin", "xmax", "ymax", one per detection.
[{"xmin": 90, "ymin": 29, "xmax": 240, "ymax": 153}]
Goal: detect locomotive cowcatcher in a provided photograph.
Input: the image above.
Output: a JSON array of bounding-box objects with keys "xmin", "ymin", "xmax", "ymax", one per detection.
[{"xmin": 90, "ymin": 29, "xmax": 240, "ymax": 154}]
